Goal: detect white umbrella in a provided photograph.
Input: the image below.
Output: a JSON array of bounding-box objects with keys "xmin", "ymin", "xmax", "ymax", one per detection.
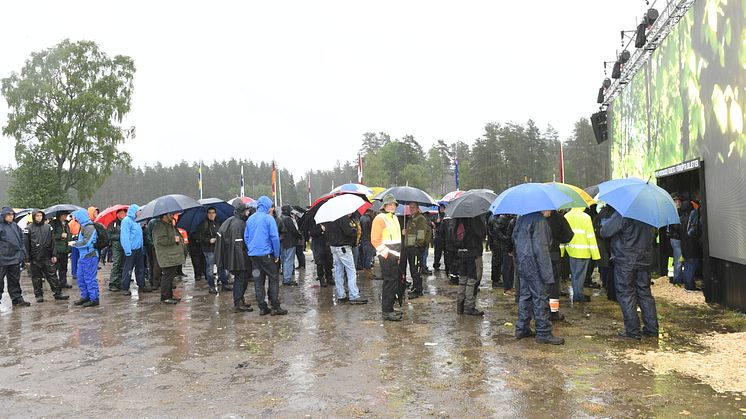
[{"xmin": 314, "ymin": 194, "xmax": 368, "ymax": 224}]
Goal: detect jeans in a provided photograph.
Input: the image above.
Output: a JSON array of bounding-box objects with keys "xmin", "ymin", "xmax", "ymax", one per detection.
[
  {"xmin": 421, "ymin": 247, "xmax": 429, "ymax": 271},
  {"xmin": 70, "ymin": 247, "xmax": 80, "ymax": 278},
  {"xmin": 121, "ymin": 248, "xmax": 146, "ymax": 290},
  {"xmin": 683, "ymin": 258, "xmax": 700, "ymax": 290},
  {"xmin": 569, "ymin": 257, "xmax": 590, "ymax": 301},
  {"xmin": 281, "ymin": 247, "xmax": 296, "ymax": 283},
  {"xmin": 203, "ymin": 251, "xmax": 228, "ymax": 288},
  {"xmin": 251, "ymin": 255, "xmax": 281, "ymax": 309},
  {"xmin": 330, "ymin": 245, "xmax": 360, "ymax": 300},
  {"xmin": 670, "ymin": 239, "xmax": 682, "ymax": 282},
  {"xmin": 360, "ymin": 240, "xmax": 375, "ymax": 268}
]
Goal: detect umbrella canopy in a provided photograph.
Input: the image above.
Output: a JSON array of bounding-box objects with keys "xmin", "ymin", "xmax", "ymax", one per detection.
[
  {"xmin": 368, "ymin": 187, "xmax": 386, "ymax": 200},
  {"xmin": 546, "ymin": 182, "xmax": 593, "ymax": 209},
  {"xmin": 198, "ymin": 198, "xmax": 234, "ymax": 223},
  {"xmin": 375, "ymin": 186, "xmax": 436, "ymax": 206},
  {"xmin": 329, "ymin": 183, "xmax": 373, "ymax": 196},
  {"xmin": 95, "ymin": 204, "xmax": 129, "ymax": 228},
  {"xmin": 395, "ymin": 204, "xmax": 437, "ymax": 216},
  {"xmin": 314, "ymin": 194, "xmax": 371, "ymax": 224},
  {"xmin": 440, "ymin": 190, "xmax": 465, "ymax": 202},
  {"xmin": 13, "ymin": 208, "xmax": 36, "ymax": 223},
  {"xmin": 490, "ymin": 183, "xmax": 573, "ymax": 216},
  {"xmin": 135, "ymin": 194, "xmax": 202, "ymax": 223},
  {"xmin": 445, "ymin": 189, "xmax": 498, "ymax": 218},
  {"xmin": 43, "ymin": 204, "xmax": 84, "ymax": 219},
  {"xmin": 584, "ymin": 184, "xmax": 600, "ymax": 199},
  {"xmin": 597, "ymin": 178, "xmax": 679, "ymax": 228},
  {"xmin": 229, "ymin": 196, "xmax": 256, "ymax": 207}
]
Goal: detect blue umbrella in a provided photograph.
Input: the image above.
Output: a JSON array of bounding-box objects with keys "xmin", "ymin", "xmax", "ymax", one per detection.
[
  {"xmin": 135, "ymin": 194, "xmax": 202, "ymax": 223},
  {"xmin": 489, "ymin": 183, "xmax": 572, "ymax": 215},
  {"xmin": 329, "ymin": 183, "xmax": 373, "ymax": 196},
  {"xmin": 175, "ymin": 198, "xmax": 235, "ymax": 233},
  {"xmin": 597, "ymin": 177, "xmax": 679, "ymax": 228}
]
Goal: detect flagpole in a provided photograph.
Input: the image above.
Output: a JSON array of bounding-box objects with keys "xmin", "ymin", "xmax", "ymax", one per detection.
[
  {"xmin": 240, "ymin": 165, "xmax": 245, "ymax": 197},
  {"xmin": 307, "ymin": 172, "xmax": 312, "ymax": 206},
  {"xmin": 358, "ymin": 152, "xmax": 363, "ymax": 184},
  {"xmin": 559, "ymin": 141, "xmax": 565, "ymax": 183},
  {"xmin": 198, "ymin": 160, "xmax": 203, "ymax": 200},
  {"xmin": 278, "ymin": 167, "xmax": 283, "ymax": 207},
  {"xmin": 271, "ymin": 160, "xmax": 277, "ymax": 207}
]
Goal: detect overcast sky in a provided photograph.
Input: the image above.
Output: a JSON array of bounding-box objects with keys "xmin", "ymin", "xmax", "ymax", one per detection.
[{"xmin": 1, "ymin": 0, "xmax": 649, "ymax": 177}]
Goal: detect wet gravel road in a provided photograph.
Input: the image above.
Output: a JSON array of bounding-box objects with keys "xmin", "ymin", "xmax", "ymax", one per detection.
[{"xmin": 0, "ymin": 253, "xmax": 742, "ymax": 418}]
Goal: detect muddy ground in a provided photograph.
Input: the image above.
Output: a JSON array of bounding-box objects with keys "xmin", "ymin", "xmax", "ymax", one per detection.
[{"xmin": 1, "ymin": 252, "xmax": 744, "ymax": 418}]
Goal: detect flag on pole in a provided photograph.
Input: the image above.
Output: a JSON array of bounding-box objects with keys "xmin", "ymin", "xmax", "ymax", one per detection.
[
  {"xmin": 198, "ymin": 160, "xmax": 203, "ymax": 199},
  {"xmin": 559, "ymin": 142, "xmax": 565, "ymax": 183},
  {"xmin": 240, "ymin": 165, "xmax": 245, "ymax": 197},
  {"xmin": 357, "ymin": 152, "xmax": 364, "ymax": 184},
  {"xmin": 271, "ymin": 160, "xmax": 277, "ymax": 206},
  {"xmin": 454, "ymin": 152, "xmax": 460, "ymax": 191}
]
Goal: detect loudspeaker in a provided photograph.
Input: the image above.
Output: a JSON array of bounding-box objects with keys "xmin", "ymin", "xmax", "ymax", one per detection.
[
  {"xmin": 591, "ymin": 110, "xmax": 609, "ymax": 144},
  {"xmin": 597, "ymin": 87, "xmax": 605, "ymax": 104}
]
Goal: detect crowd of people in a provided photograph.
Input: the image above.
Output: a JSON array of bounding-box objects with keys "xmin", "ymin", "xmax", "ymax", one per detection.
[{"xmin": 0, "ymin": 190, "xmax": 702, "ymax": 345}]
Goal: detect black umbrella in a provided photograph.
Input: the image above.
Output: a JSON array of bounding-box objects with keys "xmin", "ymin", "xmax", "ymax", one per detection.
[
  {"xmin": 445, "ymin": 189, "xmax": 498, "ymax": 219},
  {"xmin": 43, "ymin": 204, "xmax": 84, "ymax": 219},
  {"xmin": 375, "ymin": 186, "xmax": 435, "ymax": 206},
  {"xmin": 584, "ymin": 185, "xmax": 600, "ymax": 198},
  {"xmin": 135, "ymin": 194, "xmax": 202, "ymax": 223}
]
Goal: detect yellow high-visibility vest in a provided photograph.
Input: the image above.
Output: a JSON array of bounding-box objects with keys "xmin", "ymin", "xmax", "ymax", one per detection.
[{"xmin": 563, "ymin": 208, "xmax": 600, "ymax": 260}]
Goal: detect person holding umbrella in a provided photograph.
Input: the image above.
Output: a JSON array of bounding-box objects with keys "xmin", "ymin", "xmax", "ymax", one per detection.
[
  {"xmin": 24, "ymin": 209, "xmax": 69, "ymax": 302},
  {"xmin": 1, "ymin": 207, "xmax": 30, "ymax": 307},
  {"xmin": 199, "ymin": 206, "xmax": 232, "ymax": 294},
  {"xmin": 152, "ymin": 212, "xmax": 185, "ymax": 304},
  {"xmin": 50, "ymin": 212, "xmax": 73, "ymax": 289},
  {"xmin": 323, "ymin": 212, "xmax": 368, "ymax": 305},
  {"xmin": 371, "ymin": 194, "xmax": 403, "ymax": 321},
  {"xmin": 401, "ymin": 202, "xmax": 431, "ymax": 299},
  {"xmin": 244, "ymin": 196, "xmax": 288, "ymax": 316}
]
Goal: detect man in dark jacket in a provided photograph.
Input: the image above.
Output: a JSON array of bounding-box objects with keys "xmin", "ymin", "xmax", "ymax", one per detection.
[
  {"xmin": 49, "ymin": 212, "xmax": 73, "ymax": 289},
  {"xmin": 1, "ymin": 207, "xmax": 29, "ymax": 306},
  {"xmin": 401, "ymin": 203, "xmax": 432, "ymax": 298},
  {"xmin": 454, "ymin": 216, "xmax": 487, "ymax": 316},
  {"xmin": 357, "ymin": 210, "xmax": 373, "ymax": 270},
  {"xmin": 546, "ymin": 211, "xmax": 573, "ymax": 321},
  {"xmin": 279, "ymin": 205, "xmax": 301, "ymax": 286},
  {"xmin": 310, "ymin": 222, "xmax": 333, "ymax": 286},
  {"xmin": 215, "ymin": 202, "xmax": 253, "ymax": 312},
  {"xmin": 432, "ymin": 205, "xmax": 446, "ymax": 271},
  {"xmin": 107, "ymin": 209, "xmax": 126, "ymax": 291},
  {"xmin": 199, "ymin": 206, "xmax": 232, "ymax": 294},
  {"xmin": 324, "ymin": 213, "xmax": 368, "ymax": 304},
  {"xmin": 679, "ymin": 202, "xmax": 702, "ymax": 292},
  {"xmin": 24, "ymin": 210, "xmax": 69, "ymax": 302},
  {"xmin": 512, "ymin": 211, "xmax": 564, "ymax": 345},
  {"xmin": 601, "ymin": 208, "xmax": 658, "ymax": 340}
]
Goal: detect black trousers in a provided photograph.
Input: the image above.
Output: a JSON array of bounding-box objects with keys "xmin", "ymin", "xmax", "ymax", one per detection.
[
  {"xmin": 490, "ymin": 246, "xmax": 503, "ymax": 286},
  {"xmin": 160, "ymin": 265, "xmax": 178, "ymax": 300},
  {"xmin": 1, "ymin": 263, "xmax": 23, "ymax": 302},
  {"xmin": 148, "ymin": 245, "xmax": 162, "ymax": 288},
  {"xmin": 30, "ymin": 257, "xmax": 62, "ymax": 297},
  {"xmin": 445, "ymin": 249, "xmax": 459, "ymax": 276},
  {"xmin": 433, "ymin": 240, "xmax": 444, "ymax": 269},
  {"xmin": 313, "ymin": 242, "xmax": 333, "ymax": 281},
  {"xmin": 56, "ymin": 253, "xmax": 69, "ymax": 285},
  {"xmin": 400, "ymin": 246, "xmax": 422, "ymax": 293},
  {"xmin": 188, "ymin": 242, "xmax": 205, "ymax": 278},
  {"xmin": 379, "ymin": 254, "xmax": 400, "ymax": 313}
]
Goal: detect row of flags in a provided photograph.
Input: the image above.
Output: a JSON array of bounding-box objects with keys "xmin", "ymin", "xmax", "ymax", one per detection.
[{"xmin": 196, "ymin": 143, "xmax": 565, "ymax": 202}]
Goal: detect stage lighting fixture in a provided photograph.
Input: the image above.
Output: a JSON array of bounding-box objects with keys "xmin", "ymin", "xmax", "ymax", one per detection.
[
  {"xmin": 603, "ymin": 78, "xmax": 611, "ymax": 88},
  {"xmin": 611, "ymin": 60, "xmax": 622, "ymax": 79},
  {"xmin": 620, "ymin": 50, "xmax": 631, "ymax": 63},
  {"xmin": 635, "ymin": 23, "xmax": 647, "ymax": 48},
  {"xmin": 597, "ymin": 87, "xmax": 605, "ymax": 104},
  {"xmin": 646, "ymin": 8, "xmax": 659, "ymax": 25}
]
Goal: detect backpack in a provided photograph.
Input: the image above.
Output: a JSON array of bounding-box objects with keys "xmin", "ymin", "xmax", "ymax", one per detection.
[{"xmin": 92, "ymin": 222, "xmax": 109, "ymax": 251}]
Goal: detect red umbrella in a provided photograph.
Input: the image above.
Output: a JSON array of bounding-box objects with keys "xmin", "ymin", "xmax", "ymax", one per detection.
[
  {"xmin": 95, "ymin": 204, "xmax": 129, "ymax": 228},
  {"xmin": 230, "ymin": 196, "xmax": 255, "ymax": 206}
]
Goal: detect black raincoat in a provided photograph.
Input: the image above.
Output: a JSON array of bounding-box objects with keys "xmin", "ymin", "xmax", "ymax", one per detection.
[{"xmin": 215, "ymin": 204, "xmax": 252, "ymax": 272}]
